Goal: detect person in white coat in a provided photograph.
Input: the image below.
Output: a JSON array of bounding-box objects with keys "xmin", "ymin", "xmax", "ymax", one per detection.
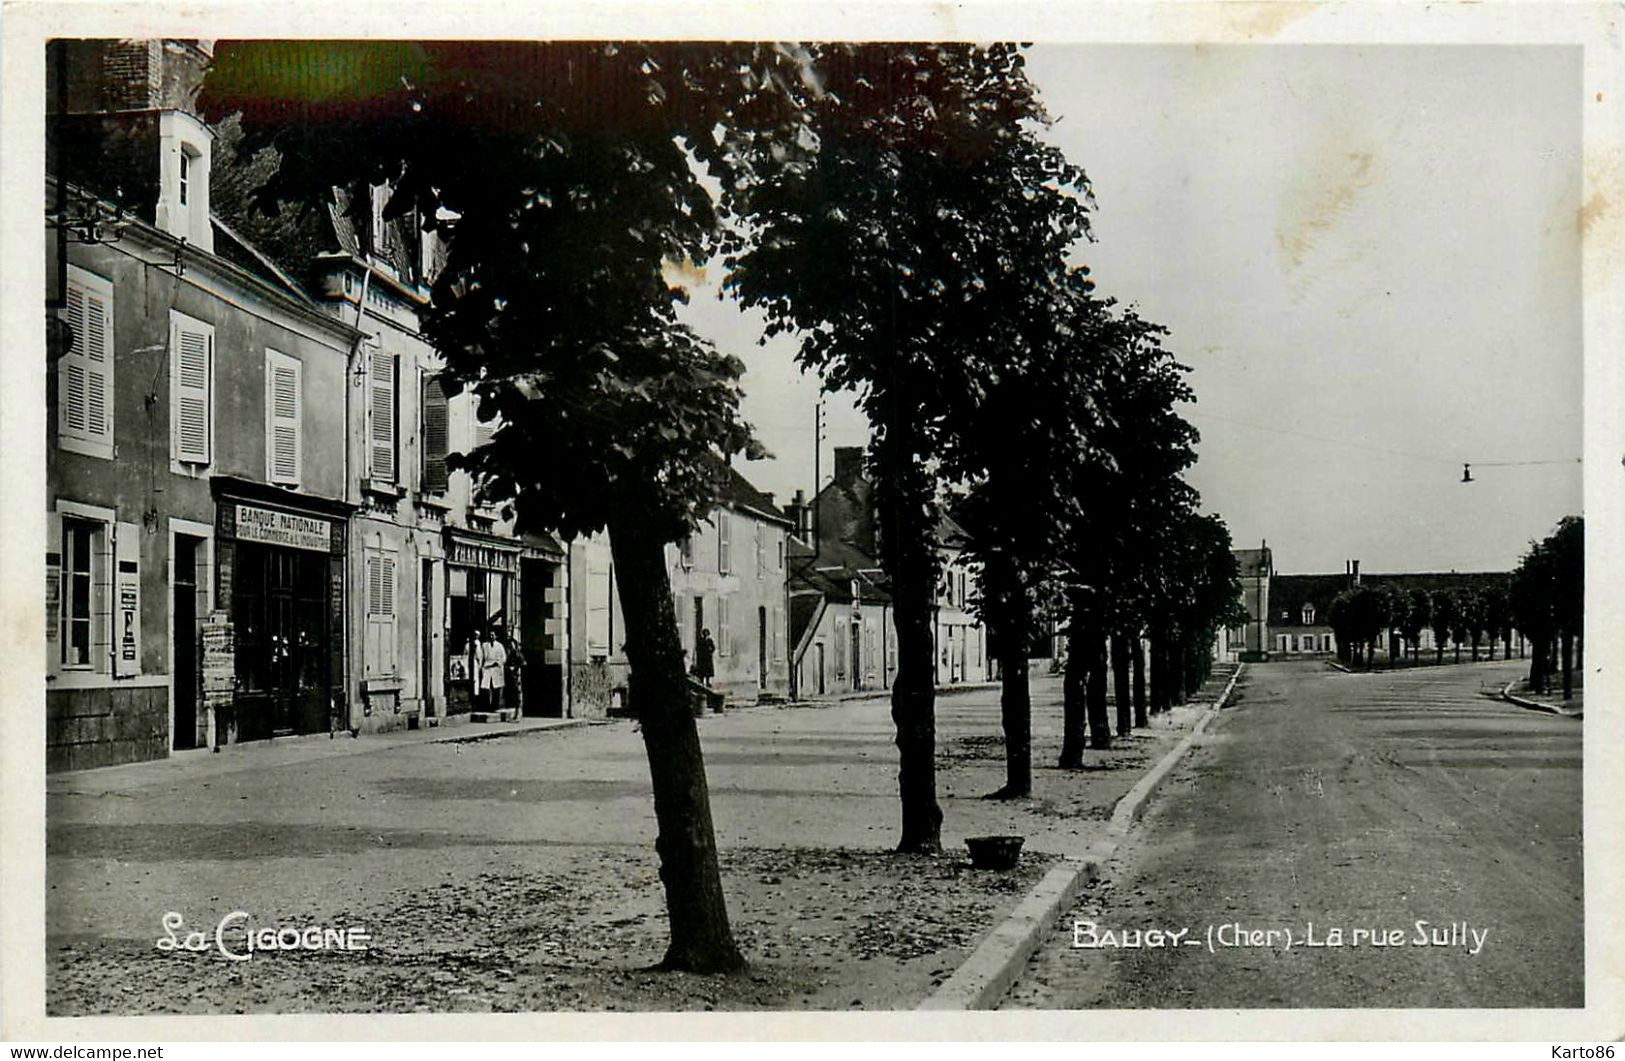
[{"xmin": 480, "ymin": 629, "xmax": 508, "ymax": 712}]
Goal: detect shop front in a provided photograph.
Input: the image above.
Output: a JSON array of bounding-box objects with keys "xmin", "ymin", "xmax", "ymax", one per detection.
[
  {"xmin": 443, "ymin": 527, "xmax": 521, "ymax": 715},
  {"xmin": 214, "ymin": 480, "xmax": 348, "ymax": 742}
]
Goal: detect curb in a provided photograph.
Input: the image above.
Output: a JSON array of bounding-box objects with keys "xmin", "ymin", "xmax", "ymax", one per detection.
[
  {"xmin": 1498, "ymin": 682, "xmax": 1582, "ymax": 720},
  {"xmin": 426, "ymin": 718, "xmax": 590, "ymax": 744},
  {"xmin": 919, "ymin": 663, "xmax": 1246, "ymax": 1011}
]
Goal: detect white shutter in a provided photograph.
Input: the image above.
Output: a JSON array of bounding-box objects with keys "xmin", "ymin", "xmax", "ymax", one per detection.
[
  {"xmin": 265, "ymin": 350, "xmax": 302, "ymax": 485},
  {"xmin": 171, "ymin": 313, "xmax": 213, "ymax": 464},
  {"xmin": 59, "ymin": 268, "xmax": 114, "ymax": 456},
  {"xmin": 114, "ymin": 521, "xmax": 141, "ymax": 677},
  {"xmin": 364, "ymin": 549, "xmax": 398, "ymax": 677},
  {"xmin": 369, "ymin": 352, "xmax": 397, "ymax": 482},
  {"xmin": 380, "ymin": 554, "xmax": 396, "ymax": 619}
]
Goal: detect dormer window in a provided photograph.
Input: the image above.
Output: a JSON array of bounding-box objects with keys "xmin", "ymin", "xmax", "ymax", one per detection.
[
  {"xmin": 1302, "ymin": 604, "xmax": 1315, "ymax": 625},
  {"xmin": 157, "ymin": 112, "xmax": 212, "ymax": 252}
]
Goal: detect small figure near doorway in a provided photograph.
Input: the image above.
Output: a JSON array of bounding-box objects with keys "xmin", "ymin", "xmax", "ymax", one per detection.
[
  {"xmin": 694, "ymin": 627, "xmax": 716, "ymax": 687},
  {"xmin": 504, "ymin": 631, "xmax": 525, "ymax": 715},
  {"xmin": 477, "ymin": 627, "xmax": 508, "ymax": 712}
]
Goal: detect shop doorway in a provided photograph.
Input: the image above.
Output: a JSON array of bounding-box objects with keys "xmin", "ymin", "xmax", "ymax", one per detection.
[
  {"xmin": 233, "ymin": 542, "xmax": 330, "ymax": 740},
  {"xmin": 171, "ymin": 534, "xmax": 204, "ymax": 750},
  {"xmin": 520, "ymin": 558, "xmax": 562, "ymax": 716},
  {"xmin": 758, "ymin": 606, "xmax": 768, "ymax": 690},
  {"xmin": 421, "ymin": 558, "xmax": 435, "ymax": 719}
]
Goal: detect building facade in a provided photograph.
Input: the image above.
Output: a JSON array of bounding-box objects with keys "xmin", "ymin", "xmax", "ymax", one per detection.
[
  {"xmin": 46, "ymin": 40, "xmax": 363, "ymax": 769},
  {"xmin": 567, "ymin": 464, "xmax": 793, "ymax": 715},
  {"xmin": 45, "ymin": 39, "xmax": 572, "ymax": 772},
  {"xmin": 788, "ymin": 446, "xmax": 989, "ymax": 695},
  {"xmin": 1229, "ymin": 546, "xmax": 1522, "ymax": 662}
]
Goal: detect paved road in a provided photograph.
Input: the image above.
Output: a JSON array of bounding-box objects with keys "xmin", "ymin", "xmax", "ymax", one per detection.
[{"xmin": 1004, "ymin": 659, "xmax": 1583, "ymax": 1009}]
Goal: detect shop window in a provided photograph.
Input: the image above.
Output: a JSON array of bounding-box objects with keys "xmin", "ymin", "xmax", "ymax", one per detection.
[
  {"xmin": 57, "ymin": 266, "xmax": 114, "ymax": 459},
  {"xmin": 265, "ymin": 350, "xmax": 302, "ymax": 486},
  {"xmin": 170, "ymin": 311, "xmax": 214, "ymax": 466}
]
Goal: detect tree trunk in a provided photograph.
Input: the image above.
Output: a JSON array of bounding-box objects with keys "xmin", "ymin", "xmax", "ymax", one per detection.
[
  {"xmin": 1111, "ymin": 631, "xmax": 1132, "ymax": 738},
  {"xmin": 887, "ymin": 543, "xmax": 941, "ymax": 853},
  {"xmin": 606, "ymin": 512, "xmax": 745, "ymax": 973},
  {"xmin": 1561, "ymin": 633, "xmax": 1573, "ymax": 701},
  {"xmin": 1453, "ymin": 642, "xmax": 1461, "ymax": 664},
  {"xmin": 1086, "ymin": 632, "xmax": 1111, "ymax": 749},
  {"xmin": 1131, "ymin": 635, "xmax": 1148, "ymax": 728},
  {"xmin": 1436, "ymin": 641, "xmax": 1444, "ymax": 666},
  {"xmin": 1471, "ymin": 635, "xmax": 1479, "ymax": 662},
  {"xmin": 995, "ymin": 650, "xmax": 1031, "ymax": 797},
  {"xmin": 876, "ymin": 417, "xmax": 942, "ymax": 854},
  {"xmin": 1058, "ymin": 629, "xmax": 1087, "ymax": 769},
  {"xmin": 1530, "ymin": 636, "xmax": 1547, "ymax": 693}
]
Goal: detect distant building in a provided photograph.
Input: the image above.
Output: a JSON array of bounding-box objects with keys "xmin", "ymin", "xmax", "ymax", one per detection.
[
  {"xmin": 1227, "ymin": 543, "xmax": 1273, "ymax": 658},
  {"xmin": 787, "ymin": 446, "xmax": 989, "ymax": 695},
  {"xmin": 567, "ymin": 463, "xmax": 793, "ymax": 715},
  {"xmin": 1233, "ymin": 548, "xmax": 1522, "ymax": 660}
]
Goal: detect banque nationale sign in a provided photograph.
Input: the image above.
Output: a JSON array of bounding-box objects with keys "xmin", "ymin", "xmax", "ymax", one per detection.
[{"xmin": 234, "ymin": 504, "xmax": 330, "ymax": 553}]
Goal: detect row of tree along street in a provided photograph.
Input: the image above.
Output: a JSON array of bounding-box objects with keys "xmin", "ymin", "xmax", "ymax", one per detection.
[
  {"xmin": 203, "ymin": 41, "xmax": 1245, "ymax": 974},
  {"xmin": 1326, "ymin": 516, "xmax": 1584, "ymax": 700}
]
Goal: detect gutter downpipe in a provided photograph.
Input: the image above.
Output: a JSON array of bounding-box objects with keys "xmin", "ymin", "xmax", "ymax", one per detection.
[{"xmin": 345, "ymin": 257, "xmax": 373, "ymax": 736}]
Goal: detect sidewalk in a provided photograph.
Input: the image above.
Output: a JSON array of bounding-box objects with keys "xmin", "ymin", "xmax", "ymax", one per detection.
[
  {"xmin": 48, "ymin": 715, "xmax": 589, "ymax": 793},
  {"xmin": 46, "ymin": 669, "xmax": 1225, "ymax": 1015}
]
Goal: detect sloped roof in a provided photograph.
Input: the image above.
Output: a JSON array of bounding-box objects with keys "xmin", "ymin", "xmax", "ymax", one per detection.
[
  {"xmin": 1270, "ymin": 570, "xmax": 1514, "ymax": 627},
  {"xmin": 718, "ymin": 463, "xmax": 792, "ymax": 527},
  {"xmin": 1268, "ymin": 575, "xmax": 1348, "ymax": 626}
]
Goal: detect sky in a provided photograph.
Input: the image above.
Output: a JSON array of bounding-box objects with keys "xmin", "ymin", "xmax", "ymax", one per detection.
[{"xmin": 679, "ymin": 44, "xmax": 1585, "ymax": 576}]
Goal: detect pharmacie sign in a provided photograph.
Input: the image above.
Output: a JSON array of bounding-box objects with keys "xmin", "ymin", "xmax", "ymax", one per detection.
[{"xmin": 234, "ymin": 504, "xmax": 331, "ymax": 552}]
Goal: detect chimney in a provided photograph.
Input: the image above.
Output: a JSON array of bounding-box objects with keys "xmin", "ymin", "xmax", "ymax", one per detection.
[
  {"xmin": 1352, "ymin": 559, "xmax": 1361, "ymax": 585},
  {"xmin": 55, "ymin": 40, "xmax": 216, "ymax": 253},
  {"xmin": 833, "ymin": 446, "xmax": 865, "ymax": 486},
  {"xmin": 791, "ymin": 489, "xmax": 808, "ymax": 537}
]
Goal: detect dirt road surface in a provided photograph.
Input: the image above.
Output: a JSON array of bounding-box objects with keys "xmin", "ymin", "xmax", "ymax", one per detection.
[{"xmin": 1004, "ymin": 659, "xmax": 1583, "ymax": 1009}]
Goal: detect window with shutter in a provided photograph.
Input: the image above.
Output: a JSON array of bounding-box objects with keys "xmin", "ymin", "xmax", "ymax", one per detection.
[
  {"xmin": 170, "ymin": 311, "xmax": 213, "ymax": 465},
  {"xmin": 369, "ymin": 351, "xmax": 397, "ymax": 483},
  {"xmin": 265, "ymin": 350, "xmax": 302, "ymax": 486},
  {"xmin": 57, "ymin": 267, "xmax": 114, "ymax": 459},
  {"xmin": 718, "ymin": 513, "xmax": 731, "ymax": 574},
  {"xmin": 421, "ymin": 375, "xmax": 449, "ymax": 494},
  {"xmin": 364, "ymin": 548, "xmax": 399, "ymax": 677}
]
